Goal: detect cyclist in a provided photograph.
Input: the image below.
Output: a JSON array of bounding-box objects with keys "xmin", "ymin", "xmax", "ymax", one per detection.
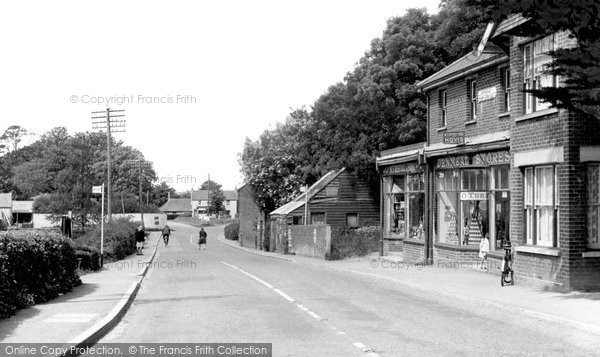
[{"xmin": 162, "ymin": 225, "xmax": 171, "ymax": 247}]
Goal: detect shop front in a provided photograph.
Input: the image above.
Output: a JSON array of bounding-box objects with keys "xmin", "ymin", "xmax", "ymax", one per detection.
[
  {"xmin": 380, "ymin": 161, "xmax": 427, "ymax": 261},
  {"xmin": 431, "ymin": 149, "xmax": 511, "ymax": 265}
]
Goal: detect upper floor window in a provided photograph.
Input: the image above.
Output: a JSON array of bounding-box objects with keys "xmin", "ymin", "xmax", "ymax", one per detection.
[
  {"xmin": 523, "ymin": 34, "xmax": 556, "ymax": 114},
  {"xmin": 440, "ymin": 90, "xmax": 448, "ymax": 127},
  {"xmin": 469, "ymin": 80, "xmax": 477, "ymax": 121},
  {"xmin": 502, "ymin": 68, "xmax": 511, "ymax": 112}
]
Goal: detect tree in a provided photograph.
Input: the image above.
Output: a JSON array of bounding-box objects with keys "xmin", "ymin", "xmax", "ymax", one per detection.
[
  {"xmin": 468, "ymin": 0, "xmax": 600, "ymax": 118},
  {"xmin": 200, "ymin": 180, "xmax": 225, "ymax": 214},
  {"xmin": 0, "ymin": 125, "xmax": 31, "ymax": 155}
]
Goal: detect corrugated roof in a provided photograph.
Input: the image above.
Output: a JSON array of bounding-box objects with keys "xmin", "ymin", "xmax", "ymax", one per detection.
[
  {"xmin": 417, "ymin": 50, "xmax": 507, "ymax": 91},
  {"xmin": 12, "ymin": 201, "xmax": 34, "ymax": 213},
  {"xmin": 270, "ymin": 168, "xmax": 346, "ymax": 216},
  {"xmin": 0, "ymin": 193, "xmax": 11, "ymax": 208},
  {"xmin": 159, "ymin": 198, "xmax": 192, "ymax": 212},
  {"xmin": 377, "ymin": 142, "xmax": 426, "ymax": 168}
]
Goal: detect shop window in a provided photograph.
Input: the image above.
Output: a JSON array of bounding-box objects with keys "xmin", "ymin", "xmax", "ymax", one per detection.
[
  {"xmin": 311, "ymin": 212, "xmax": 326, "ymax": 225},
  {"xmin": 408, "ymin": 173, "xmax": 425, "ymax": 240},
  {"xmin": 469, "ymin": 79, "xmax": 477, "ymax": 121},
  {"xmin": 587, "ymin": 165, "xmax": 600, "ymax": 248},
  {"xmin": 440, "ymin": 90, "xmax": 447, "ymax": 127},
  {"xmin": 502, "ymin": 68, "xmax": 511, "ymax": 112},
  {"xmin": 346, "ymin": 213, "xmax": 359, "ymax": 227},
  {"xmin": 384, "ymin": 172, "xmax": 424, "ymax": 239},
  {"xmin": 437, "ymin": 170, "xmax": 459, "ymax": 245},
  {"xmin": 524, "ymin": 166, "xmax": 558, "ymax": 247},
  {"xmin": 523, "ymin": 34, "xmax": 556, "ymax": 114},
  {"xmin": 461, "ymin": 169, "xmax": 486, "ymax": 191}
]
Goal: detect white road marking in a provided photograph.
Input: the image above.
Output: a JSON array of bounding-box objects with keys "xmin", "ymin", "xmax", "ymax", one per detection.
[
  {"xmin": 337, "ymin": 331, "xmax": 346, "ymax": 335},
  {"xmin": 220, "ymin": 261, "xmax": 239, "ymax": 270},
  {"xmin": 44, "ymin": 313, "xmax": 96, "ymax": 323},
  {"xmin": 239, "ymin": 269, "xmax": 275, "ymax": 289},
  {"xmin": 190, "ymin": 234, "xmax": 193, "ymax": 244},
  {"xmin": 353, "ymin": 342, "xmax": 366, "ymax": 349},
  {"xmin": 273, "ymin": 288, "xmax": 296, "ymax": 302}
]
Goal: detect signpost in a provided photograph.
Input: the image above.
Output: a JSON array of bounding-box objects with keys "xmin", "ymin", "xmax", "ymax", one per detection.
[
  {"xmin": 443, "ymin": 132, "xmax": 465, "ymax": 145},
  {"xmin": 93, "ymin": 184, "xmax": 105, "ymax": 268}
]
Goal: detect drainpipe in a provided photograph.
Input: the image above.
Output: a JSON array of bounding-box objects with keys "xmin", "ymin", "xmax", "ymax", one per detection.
[{"xmin": 379, "ymin": 169, "xmax": 384, "ymax": 257}]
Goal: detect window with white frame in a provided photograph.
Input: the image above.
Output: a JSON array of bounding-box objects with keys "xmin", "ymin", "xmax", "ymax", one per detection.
[
  {"xmin": 587, "ymin": 165, "xmax": 600, "ymax": 248},
  {"xmin": 440, "ymin": 90, "xmax": 447, "ymax": 127},
  {"xmin": 502, "ymin": 68, "xmax": 511, "ymax": 112},
  {"xmin": 523, "ymin": 34, "xmax": 556, "ymax": 114},
  {"xmin": 524, "ymin": 166, "xmax": 559, "ymax": 247},
  {"xmin": 469, "ymin": 80, "xmax": 477, "ymax": 121}
]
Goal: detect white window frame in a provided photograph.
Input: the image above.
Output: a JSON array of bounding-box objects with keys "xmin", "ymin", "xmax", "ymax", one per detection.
[
  {"xmin": 523, "ymin": 34, "xmax": 556, "ymax": 114},
  {"xmin": 524, "ymin": 165, "xmax": 559, "ymax": 247},
  {"xmin": 587, "ymin": 164, "xmax": 600, "ymax": 249},
  {"xmin": 503, "ymin": 68, "xmax": 511, "ymax": 112},
  {"xmin": 441, "ymin": 90, "xmax": 448, "ymax": 127},
  {"xmin": 469, "ymin": 80, "xmax": 477, "ymax": 121}
]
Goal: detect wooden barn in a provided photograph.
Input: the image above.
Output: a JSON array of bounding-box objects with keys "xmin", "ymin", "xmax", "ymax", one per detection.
[{"xmin": 270, "ymin": 168, "xmax": 379, "ymax": 228}]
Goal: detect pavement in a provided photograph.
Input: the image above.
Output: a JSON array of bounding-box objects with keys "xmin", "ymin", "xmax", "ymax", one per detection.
[
  {"xmin": 217, "ymin": 233, "xmax": 600, "ymax": 337},
  {"xmin": 0, "ymin": 232, "xmax": 161, "ymax": 351}
]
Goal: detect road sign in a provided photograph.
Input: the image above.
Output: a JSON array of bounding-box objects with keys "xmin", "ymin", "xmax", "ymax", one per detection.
[
  {"xmin": 92, "ymin": 185, "xmax": 102, "ymax": 194},
  {"xmin": 443, "ymin": 132, "xmax": 465, "ymax": 145}
]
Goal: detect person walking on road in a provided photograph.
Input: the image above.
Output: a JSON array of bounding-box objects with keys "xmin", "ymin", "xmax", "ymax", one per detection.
[
  {"xmin": 135, "ymin": 225, "xmax": 145, "ymax": 255},
  {"xmin": 162, "ymin": 225, "xmax": 172, "ymax": 247},
  {"xmin": 198, "ymin": 227, "xmax": 207, "ymax": 250}
]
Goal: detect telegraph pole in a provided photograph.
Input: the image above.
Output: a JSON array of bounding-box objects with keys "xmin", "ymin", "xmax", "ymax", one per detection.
[
  {"xmin": 92, "ymin": 108, "xmax": 126, "ymax": 223},
  {"xmin": 125, "ymin": 158, "xmax": 152, "ymax": 227}
]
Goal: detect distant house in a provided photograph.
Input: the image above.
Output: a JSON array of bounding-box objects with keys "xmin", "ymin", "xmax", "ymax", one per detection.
[
  {"xmin": 159, "ymin": 198, "xmax": 192, "ymax": 215},
  {"xmin": 191, "ymin": 189, "xmax": 238, "ymax": 217},
  {"xmin": 12, "ymin": 200, "xmax": 34, "ymax": 225},
  {"xmin": 237, "ymin": 183, "xmax": 265, "ymax": 249}
]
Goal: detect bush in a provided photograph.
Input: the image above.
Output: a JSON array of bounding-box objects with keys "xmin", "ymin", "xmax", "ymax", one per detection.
[
  {"xmin": 224, "ymin": 222, "xmax": 239, "ymax": 240},
  {"xmin": 75, "ymin": 246, "xmax": 101, "ymax": 271},
  {"xmin": 0, "ymin": 229, "xmax": 81, "ymax": 319},
  {"xmin": 327, "ymin": 226, "xmax": 380, "ymax": 260},
  {"xmin": 74, "ymin": 218, "xmax": 139, "ymax": 262}
]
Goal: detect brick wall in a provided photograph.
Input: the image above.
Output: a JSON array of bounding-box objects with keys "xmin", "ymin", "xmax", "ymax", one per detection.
[
  {"xmin": 383, "ymin": 239, "xmax": 402, "ymax": 255},
  {"xmin": 433, "ymin": 246, "xmax": 480, "ymax": 266},
  {"xmin": 427, "ymin": 62, "xmax": 510, "ymax": 145},
  {"xmin": 403, "ymin": 240, "xmax": 425, "ymax": 263},
  {"xmin": 237, "ymin": 185, "xmax": 262, "ymax": 249},
  {"xmin": 289, "ymin": 224, "xmax": 331, "ymax": 259}
]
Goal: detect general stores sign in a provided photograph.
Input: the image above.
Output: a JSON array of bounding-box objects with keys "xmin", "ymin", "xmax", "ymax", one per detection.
[
  {"xmin": 435, "ymin": 150, "xmax": 510, "ymax": 169},
  {"xmin": 382, "ymin": 162, "xmax": 423, "ymax": 176}
]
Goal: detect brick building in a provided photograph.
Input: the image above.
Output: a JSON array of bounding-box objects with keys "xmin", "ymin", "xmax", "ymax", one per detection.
[{"xmin": 377, "ymin": 16, "xmax": 600, "ymax": 290}]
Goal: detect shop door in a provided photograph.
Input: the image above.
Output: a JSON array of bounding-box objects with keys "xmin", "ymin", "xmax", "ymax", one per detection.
[{"xmin": 493, "ymin": 191, "xmax": 510, "ymax": 249}]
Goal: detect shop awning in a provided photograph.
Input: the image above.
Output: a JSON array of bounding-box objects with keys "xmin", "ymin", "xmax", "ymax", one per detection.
[{"xmin": 376, "ymin": 142, "xmax": 426, "ymax": 168}]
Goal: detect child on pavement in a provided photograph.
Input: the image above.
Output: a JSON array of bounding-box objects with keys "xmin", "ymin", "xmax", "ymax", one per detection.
[{"xmin": 479, "ymin": 233, "xmax": 490, "ymax": 269}]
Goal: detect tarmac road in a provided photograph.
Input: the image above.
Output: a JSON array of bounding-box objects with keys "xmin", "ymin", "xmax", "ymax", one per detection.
[{"xmin": 96, "ymin": 221, "xmax": 600, "ymax": 356}]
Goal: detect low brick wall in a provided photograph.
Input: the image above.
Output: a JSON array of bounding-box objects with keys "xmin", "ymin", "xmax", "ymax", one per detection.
[
  {"xmin": 383, "ymin": 239, "xmax": 402, "ymax": 255},
  {"xmin": 403, "ymin": 239, "xmax": 425, "ymax": 263},
  {"xmin": 289, "ymin": 225, "xmax": 331, "ymax": 259},
  {"xmin": 434, "ymin": 244, "xmax": 480, "ymax": 267}
]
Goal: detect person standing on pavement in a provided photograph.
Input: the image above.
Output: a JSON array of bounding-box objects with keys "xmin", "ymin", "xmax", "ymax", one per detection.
[
  {"xmin": 135, "ymin": 225, "xmax": 145, "ymax": 255},
  {"xmin": 479, "ymin": 233, "xmax": 490, "ymax": 269},
  {"xmin": 198, "ymin": 227, "xmax": 207, "ymax": 250}
]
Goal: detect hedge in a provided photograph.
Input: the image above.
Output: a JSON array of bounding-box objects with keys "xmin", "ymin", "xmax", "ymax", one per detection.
[
  {"xmin": 74, "ymin": 218, "xmax": 139, "ymax": 262},
  {"xmin": 224, "ymin": 222, "xmax": 239, "ymax": 240},
  {"xmin": 0, "ymin": 229, "xmax": 82, "ymax": 319},
  {"xmin": 327, "ymin": 226, "xmax": 380, "ymax": 260}
]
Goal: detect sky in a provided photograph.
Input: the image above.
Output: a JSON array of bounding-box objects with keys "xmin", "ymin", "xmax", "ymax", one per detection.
[{"xmin": 0, "ymin": 0, "xmax": 440, "ymax": 193}]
